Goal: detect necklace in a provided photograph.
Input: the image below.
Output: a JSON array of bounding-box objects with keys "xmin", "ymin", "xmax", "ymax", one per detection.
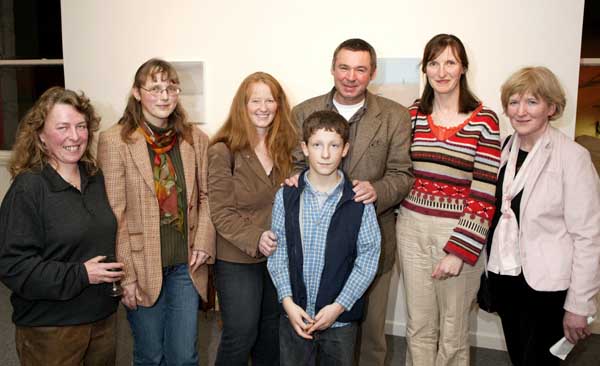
[
  {"xmin": 60, "ymin": 172, "xmax": 81, "ymax": 190},
  {"xmin": 65, "ymin": 176, "xmax": 81, "ymax": 190},
  {"xmin": 51, "ymin": 163, "xmax": 81, "ymax": 190}
]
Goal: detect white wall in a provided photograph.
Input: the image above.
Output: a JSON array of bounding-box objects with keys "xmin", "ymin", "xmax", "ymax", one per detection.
[{"xmin": 59, "ymin": 0, "xmax": 585, "ymax": 350}]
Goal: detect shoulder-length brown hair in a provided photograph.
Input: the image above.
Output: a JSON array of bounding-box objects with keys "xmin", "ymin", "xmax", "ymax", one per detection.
[
  {"xmin": 118, "ymin": 58, "xmax": 192, "ymax": 143},
  {"xmin": 9, "ymin": 86, "xmax": 100, "ymax": 178},
  {"xmin": 418, "ymin": 34, "xmax": 480, "ymax": 115},
  {"xmin": 211, "ymin": 72, "xmax": 297, "ymax": 179}
]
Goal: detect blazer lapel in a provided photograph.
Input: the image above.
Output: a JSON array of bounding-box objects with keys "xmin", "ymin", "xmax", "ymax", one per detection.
[
  {"xmin": 241, "ymin": 147, "xmax": 272, "ymax": 186},
  {"xmin": 128, "ymin": 130, "xmax": 156, "ymax": 194},
  {"xmin": 347, "ymin": 94, "xmax": 382, "ymax": 175},
  {"xmin": 180, "ymin": 137, "xmax": 196, "ymax": 205},
  {"xmin": 499, "ymin": 135, "xmax": 517, "ymax": 171}
]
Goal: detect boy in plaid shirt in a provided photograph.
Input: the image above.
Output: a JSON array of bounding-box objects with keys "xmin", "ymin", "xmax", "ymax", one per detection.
[{"xmin": 268, "ymin": 110, "xmax": 381, "ymax": 365}]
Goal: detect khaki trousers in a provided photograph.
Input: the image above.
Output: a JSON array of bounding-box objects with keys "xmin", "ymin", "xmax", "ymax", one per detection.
[
  {"xmin": 15, "ymin": 313, "xmax": 117, "ymax": 366},
  {"xmin": 355, "ymin": 269, "xmax": 393, "ymax": 366},
  {"xmin": 396, "ymin": 208, "xmax": 482, "ymax": 366}
]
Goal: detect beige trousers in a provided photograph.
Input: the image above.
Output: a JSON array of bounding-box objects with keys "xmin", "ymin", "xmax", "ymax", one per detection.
[{"xmin": 396, "ymin": 208, "xmax": 483, "ymax": 366}]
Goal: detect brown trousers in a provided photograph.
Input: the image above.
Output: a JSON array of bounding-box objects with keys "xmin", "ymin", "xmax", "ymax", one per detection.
[
  {"xmin": 15, "ymin": 313, "xmax": 117, "ymax": 366},
  {"xmin": 355, "ymin": 268, "xmax": 394, "ymax": 366}
]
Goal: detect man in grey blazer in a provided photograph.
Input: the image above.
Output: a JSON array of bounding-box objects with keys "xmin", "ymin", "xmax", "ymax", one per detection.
[{"xmin": 291, "ymin": 38, "xmax": 414, "ymax": 366}]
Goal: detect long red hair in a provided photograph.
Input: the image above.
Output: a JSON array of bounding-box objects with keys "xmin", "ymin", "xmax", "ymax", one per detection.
[{"xmin": 212, "ymin": 72, "xmax": 297, "ymax": 179}]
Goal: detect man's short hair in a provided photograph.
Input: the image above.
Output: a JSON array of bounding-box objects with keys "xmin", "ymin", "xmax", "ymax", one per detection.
[
  {"xmin": 331, "ymin": 38, "xmax": 377, "ymax": 74},
  {"xmin": 302, "ymin": 110, "xmax": 350, "ymax": 144}
]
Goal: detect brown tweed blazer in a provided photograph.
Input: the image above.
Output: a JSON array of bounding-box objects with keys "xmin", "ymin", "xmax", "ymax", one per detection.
[
  {"xmin": 292, "ymin": 90, "xmax": 414, "ymax": 273},
  {"xmin": 97, "ymin": 124, "xmax": 215, "ymax": 306}
]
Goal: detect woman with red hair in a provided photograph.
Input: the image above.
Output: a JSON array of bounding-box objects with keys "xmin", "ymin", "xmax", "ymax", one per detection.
[{"xmin": 209, "ymin": 71, "xmax": 297, "ymax": 365}]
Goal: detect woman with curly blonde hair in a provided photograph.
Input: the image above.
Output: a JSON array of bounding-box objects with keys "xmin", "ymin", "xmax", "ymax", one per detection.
[
  {"xmin": 209, "ymin": 71, "xmax": 296, "ymax": 365},
  {"xmin": 9, "ymin": 87, "xmax": 100, "ymax": 177},
  {"xmin": 0, "ymin": 86, "xmax": 124, "ymax": 365}
]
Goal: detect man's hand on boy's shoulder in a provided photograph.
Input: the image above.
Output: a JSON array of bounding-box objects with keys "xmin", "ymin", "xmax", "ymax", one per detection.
[
  {"xmin": 282, "ymin": 297, "xmax": 314, "ymax": 339},
  {"xmin": 282, "ymin": 174, "xmax": 378, "ymax": 205},
  {"xmin": 352, "ymin": 180, "xmax": 377, "ymax": 204},
  {"xmin": 307, "ymin": 302, "xmax": 345, "ymax": 334}
]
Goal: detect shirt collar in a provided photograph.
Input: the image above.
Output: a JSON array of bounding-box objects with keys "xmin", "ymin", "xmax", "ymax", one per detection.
[
  {"xmin": 42, "ymin": 162, "xmax": 91, "ymax": 192},
  {"xmin": 303, "ymin": 169, "xmax": 345, "ymax": 197},
  {"xmin": 325, "ymin": 87, "xmax": 370, "ymax": 119}
]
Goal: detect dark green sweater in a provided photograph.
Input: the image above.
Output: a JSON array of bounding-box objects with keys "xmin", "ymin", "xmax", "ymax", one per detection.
[{"xmin": 146, "ymin": 124, "xmax": 188, "ymax": 268}]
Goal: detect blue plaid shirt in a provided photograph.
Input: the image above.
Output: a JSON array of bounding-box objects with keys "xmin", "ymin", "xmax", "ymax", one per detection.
[{"xmin": 267, "ymin": 172, "xmax": 381, "ymax": 327}]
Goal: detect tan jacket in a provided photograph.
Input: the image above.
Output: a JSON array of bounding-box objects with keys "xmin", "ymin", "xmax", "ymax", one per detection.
[
  {"xmin": 208, "ymin": 143, "xmax": 282, "ymax": 263},
  {"xmin": 292, "ymin": 90, "xmax": 414, "ymax": 273},
  {"xmin": 500, "ymin": 127, "xmax": 600, "ymax": 316},
  {"xmin": 97, "ymin": 124, "xmax": 215, "ymax": 306}
]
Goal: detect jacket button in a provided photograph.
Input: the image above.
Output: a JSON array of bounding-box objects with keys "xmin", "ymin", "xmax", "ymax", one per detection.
[{"xmin": 190, "ymin": 225, "xmax": 195, "ymax": 231}]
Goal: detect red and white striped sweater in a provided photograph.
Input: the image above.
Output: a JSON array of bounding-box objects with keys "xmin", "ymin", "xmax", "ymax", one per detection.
[{"xmin": 401, "ymin": 102, "xmax": 501, "ymax": 265}]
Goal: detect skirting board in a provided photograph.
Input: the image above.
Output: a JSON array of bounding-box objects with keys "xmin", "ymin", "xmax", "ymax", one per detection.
[{"xmin": 384, "ymin": 320, "xmax": 508, "ymax": 351}]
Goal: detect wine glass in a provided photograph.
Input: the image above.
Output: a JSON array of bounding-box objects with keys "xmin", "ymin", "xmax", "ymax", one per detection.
[{"xmin": 104, "ymin": 254, "xmax": 123, "ymax": 297}]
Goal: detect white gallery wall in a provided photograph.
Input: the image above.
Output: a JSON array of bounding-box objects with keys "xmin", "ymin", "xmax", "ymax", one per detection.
[{"xmin": 55, "ymin": 0, "xmax": 586, "ymax": 350}]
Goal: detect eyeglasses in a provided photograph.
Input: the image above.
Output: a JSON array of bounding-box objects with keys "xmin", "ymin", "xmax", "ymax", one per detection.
[{"xmin": 139, "ymin": 85, "xmax": 181, "ymax": 97}]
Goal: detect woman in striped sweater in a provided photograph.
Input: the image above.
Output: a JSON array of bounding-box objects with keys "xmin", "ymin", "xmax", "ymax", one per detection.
[{"xmin": 396, "ymin": 34, "xmax": 501, "ymax": 366}]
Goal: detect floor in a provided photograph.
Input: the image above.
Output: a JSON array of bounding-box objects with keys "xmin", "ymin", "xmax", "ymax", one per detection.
[{"xmin": 1, "ymin": 283, "xmax": 598, "ymax": 365}]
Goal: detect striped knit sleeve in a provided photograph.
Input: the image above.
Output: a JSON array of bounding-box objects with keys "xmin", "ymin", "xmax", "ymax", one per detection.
[{"xmin": 444, "ymin": 108, "xmax": 501, "ymax": 265}]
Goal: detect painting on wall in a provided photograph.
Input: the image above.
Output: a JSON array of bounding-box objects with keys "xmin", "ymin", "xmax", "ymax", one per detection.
[
  {"xmin": 172, "ymin": 61, "xmax": 205, "ymax": 124},
  {"xmin": 369, "ymin": 58, "xmax": 421, "ymax": 107}
]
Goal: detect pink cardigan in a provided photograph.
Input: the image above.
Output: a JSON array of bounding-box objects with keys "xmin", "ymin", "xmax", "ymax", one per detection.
[{"xmin": 499, "ymin": 126, "xmax": 600, "ymax": 316}]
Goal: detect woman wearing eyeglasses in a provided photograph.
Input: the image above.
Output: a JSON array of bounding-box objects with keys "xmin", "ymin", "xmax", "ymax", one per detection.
[{"xmin": 97, "ymin": 58, "xmax": 215, "ymax": 365}]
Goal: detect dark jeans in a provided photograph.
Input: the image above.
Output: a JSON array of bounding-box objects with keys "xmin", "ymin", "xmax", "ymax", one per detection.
[
  {"xmin": 280, "ymin": 315, "xmax": 357, "ymax": 366},
  {"xmin": 489, "ymin": 272, "xmax": 567, "ymax": 366},
  {"xmin": 214, "ymin": 260, "xmax": 279, "ymax": 366}
]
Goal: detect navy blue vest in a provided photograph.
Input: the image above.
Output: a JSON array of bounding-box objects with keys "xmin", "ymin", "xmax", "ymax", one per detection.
[{"xmin": 282, "ymin": 170, "xmax": 366, "ymax": 322}]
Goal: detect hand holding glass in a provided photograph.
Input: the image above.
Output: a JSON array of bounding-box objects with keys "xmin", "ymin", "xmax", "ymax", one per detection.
[{"xmin": 103, "ymin": 255, "xmax": 124, "ymax": 297}]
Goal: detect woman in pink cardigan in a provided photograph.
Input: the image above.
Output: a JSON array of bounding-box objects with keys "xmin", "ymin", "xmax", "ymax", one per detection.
[{"xmin": 486, "ymin": 66, "xmax": 600, "ymax": 365}]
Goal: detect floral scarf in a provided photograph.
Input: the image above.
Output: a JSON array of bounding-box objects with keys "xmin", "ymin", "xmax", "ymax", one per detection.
[{"xmin": 137, "ymin": 122, "xmax": 184, "ymax": 233}]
